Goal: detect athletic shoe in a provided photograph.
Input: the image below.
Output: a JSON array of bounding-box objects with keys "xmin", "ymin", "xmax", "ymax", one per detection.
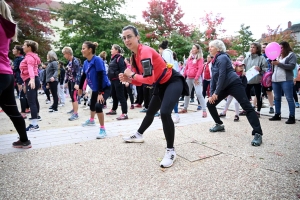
[
  {"xmin": 135, "ymin": 104, "xmax": 142, "ymax": 108},
  {"xmin": 26, "ymin": 124, "xmax": 40, "ymax": 132},
  {"xmin": 178, "ymin": 97, "xmax": 184, "ymax": 101},
  {"xmin": 25, "ymin": 109, "xmax": 30, "ymax": 113},
  {"xmin": 269, "ymin": 107, "xmax": 274, "ymax": 114},
  {"xmin": 106, "ymin": 110, "xmax": 117, "ymax": 115},
  {"xmin": 82, "ymin": 119, "xmax": 96, "ymax": 126},
  {"xmin": 130, "ymin": 105, "xmax": 134, "ymax": 109},
  {"xmin": 160, "ymin": 148, "xmax": 176, "ymax": 168},
  {"xmin": 239, "ymin": 110, "xmax": 247, "ymax": 116},
  {"xmin": 0, "ymin": 109, "xmax": 3, "ymax": 113},
  {"xmin": 96, "ymin": 128, "xmax": 107, "ymax": 139},
  {"xmin": 49, "ymin": 106, "xmax": 53, "ymax": 109},
  {"xmin": 116, "ymin": 114, "xmax": 128, "ymax": 120},
  {"xmin": 58, "ymin": 103, "xmax": 65, "ymax": 107},
  {"xmin": 68, "ymin": 113, "xmax": 79, "ymax": 121},
  {"xmin": 218, "ymin": 112, "xmax": 226, "ymax": 117},
  {"xmin": 140, "ymin": 108, "xmax": 148, "ymax": 113},
  {"xmin": 234, "ymin": 115, "xmax": 239, "ymax": 122},
  {"xmin": 28, "ymin": 116, "xmax": 42, "ymax": 121},
  {"xmin": 197, "ymin": 106, "xmax": 202, "ymax": 110},
  {"xmin": 49, "ymin": 109, "xmax": 58, "ymax": 113},
  {"xmin": 190, "ymin": 98, "xmax": 194, "ymax": 103},
  {"xmin": 46, "ymin": 100, "xmax": 51, "ymax": 104},
  {"xmin": 154, "ymin": 112, "xmax": 160, "ymax": 117},
  {"xmin": 172, "ymin": 116, "xmax": 180, "ymax": 124},
  {"xmin": 123, "ymin": 132, "xmax": 144, "ymax": 143},
  {"xmin": 83, "ymin": 106, "xmax": 90, "ymax": 110},
  {"xmin": 295, "ymin": 102, "xmax": 300, "ymax": 108},
  {"xmin": 251, "ymin": 133, "xmax": 262, "ymax": 146},
  {"xmin": 209, "ymin": 124, "xmax": 225, "ymax": 132},
  {"xmin": 12, "ymin": 140, "xmax": 32, "ymax": 149},
  {"xmin": 67, "ymin": 109, "xmax": 74, "ymax": 114}
]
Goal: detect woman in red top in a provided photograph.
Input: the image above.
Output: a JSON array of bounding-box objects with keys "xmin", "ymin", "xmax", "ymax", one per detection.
[{"xmin": 119, "ymin": 25, "xmax": 188, "ymax": 168}]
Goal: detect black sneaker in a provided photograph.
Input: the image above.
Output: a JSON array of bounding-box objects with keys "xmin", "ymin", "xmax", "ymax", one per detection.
[
  {"xmin": 28, "ymin": 116, "xmax": 42, "ymax": 121},
  {"xmin": 285, "ymin": 116, "xmax": 295, "ymax": 124},
  {"xmin": 12, "ymin": 140, "xmax": 32, "ymax": 149},
  {"xmin": 209, "ymin": 124, "xmax": 225, "ymax": 132},
  {"xmin": 269, "ymin": 114, "xmax": 281, "ymax": 121},
  {"xmin": 49, "ymin": 106, "xmax": 53, "ymax": 109},
  {"xmin": 239, "ymin": 110, "xmax": 247, "ymax": 116},
  {"xmin": 26, "ymin": 124, "xmax": 40, "ymax": 132},
  {"xmin": 218, "ymin": 113, "xmax": 226, "ymax": 117},
  {"xmin": 49, "ymin": 109, "xmax": 58, "ymax": 113},
  {"xmin": 234, "ymin": 115, "xmax": 239, "ymax": 122},
  {"xmin": 251, "ymin": 133, "xmax": 262, "ymax": 146}
]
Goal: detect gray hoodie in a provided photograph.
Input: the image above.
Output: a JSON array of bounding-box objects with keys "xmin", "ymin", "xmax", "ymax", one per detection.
[
  {"xmin": 46, "ymin": 61, "xmax": 58, "ymax": 83},
  {"xmin": 243, "ymin": 54, "xmax": 267, "ymax": 84},
  {"xmin": 272, "ymin": 52, "xmax": 297, "ymax": 82}
]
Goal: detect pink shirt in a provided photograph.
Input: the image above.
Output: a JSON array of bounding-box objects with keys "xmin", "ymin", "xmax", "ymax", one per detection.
[
  {"xmin": 19, "ymin": 52, "xmax": 40, "ymax": 81},
  {"xmin": 183, "ymin": 57, "xmax": 204, "ymax": 80},
  {"xmin": 0, "ymin": 15, "xmax": 15, "ymax": 75}
]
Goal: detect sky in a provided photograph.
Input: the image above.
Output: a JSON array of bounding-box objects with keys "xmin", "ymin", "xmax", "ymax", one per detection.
[{"xmin": 62, "ymin": 0, "xmax": 300, "ymax": 39}]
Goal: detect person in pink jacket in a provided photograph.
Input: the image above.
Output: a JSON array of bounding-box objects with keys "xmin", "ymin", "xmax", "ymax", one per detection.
[
  {"xmin": 20, "ymin": 40, "xmax": 41, "ymax": 132},
  {"xmin": 0, "ymin": 0, "xmax": 31, "ymax": 148},
  {"xmin": 179, "ymin": 44, "xmax": 207, "ymax": 117}
]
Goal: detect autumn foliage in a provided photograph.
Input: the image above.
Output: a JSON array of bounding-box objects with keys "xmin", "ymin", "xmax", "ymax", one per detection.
[{"xmin": 142, "ymin": 0, "xmax": 191, "ymax": 40}]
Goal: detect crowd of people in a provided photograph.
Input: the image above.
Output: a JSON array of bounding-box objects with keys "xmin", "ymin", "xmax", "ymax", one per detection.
[{"xmin": 1, "ymin": 0, "xmax": 299, "ymax": 168}]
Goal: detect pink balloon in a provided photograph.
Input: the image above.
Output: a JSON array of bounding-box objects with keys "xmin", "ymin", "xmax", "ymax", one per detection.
[{"xmin": 265, "ymin": 42, "xmax": 281, "ymax": 60}]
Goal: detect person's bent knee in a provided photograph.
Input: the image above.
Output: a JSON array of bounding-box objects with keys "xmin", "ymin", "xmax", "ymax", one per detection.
[{"xmin": 95, "ymin": 103, "xmax": 103, "ymax": 113}]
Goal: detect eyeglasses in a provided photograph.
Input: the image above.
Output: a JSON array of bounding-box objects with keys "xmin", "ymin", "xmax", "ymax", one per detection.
[{"xmin": 122, "ymin": 35, "xmax": 134, "ymax": 41}]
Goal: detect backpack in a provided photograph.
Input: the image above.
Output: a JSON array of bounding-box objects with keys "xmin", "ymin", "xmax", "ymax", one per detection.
[{"xmin": 261, "ymin": 71, "xmax": 272, "ymax": 87}]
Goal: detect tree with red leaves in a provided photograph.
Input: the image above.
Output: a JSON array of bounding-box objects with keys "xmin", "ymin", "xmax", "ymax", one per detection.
[
  {"xmin": 8, "ymin": 0, "xmax": 53, "ymax": 60},
  {"xmin": 142, "ymin": 0, "xmax": 191, "ymax": 42}
]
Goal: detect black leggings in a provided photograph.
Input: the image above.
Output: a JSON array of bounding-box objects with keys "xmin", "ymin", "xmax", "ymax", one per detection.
[
  {"xmin": 90, "ymin": 86, "xmax": 111, "ymax": 113},
  {"xmin": 246, "ymin": 83, "xmax": 262, "ymax": 112},
  {"xmin": 68, "ymin": 81, "xmax": 78, "ymax": 102},
  {"xmin": 49, "ymin": 81, "xmax": 58, "ymax": 109},
  {"xmin": 0, "ymin": 74, "xmax": 28, "ymax": 142},
  {"xmin": 293, "ymin": 84, "xmax": 299, "ymax": 103},
  {"xmin": 25, "ymin": 77, "xmax": 40, "ymax": 119},
  {"xmin": 138, "ymin": 75, "xmax": 183, "ymax": 148},
  {"xmin": 136, "ymin": 85, "xmax": 144, "ymax": 105}
]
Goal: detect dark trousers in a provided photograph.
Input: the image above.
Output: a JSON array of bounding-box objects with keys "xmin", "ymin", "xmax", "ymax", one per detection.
[
  {"xmin": 143, "ymin": 85, "xmax": 154, "ymax": 109},
  {"xmin": 202, "ymin": 80, "xmax": 210, "ymax": 98},
  {"xmin": 20, "ymin": 89, "xmax": 29, "ymax": 113},
  {"xmin": 42, "ymin": 83, "xmax": 50, "ymax": 101},
  {"xmin": 0, "ymin": 74, "xmax": 28, "ymax": 142},
  {"xmin": 136, "ymin": 85, "xmax": 144, "ymax": 105},
  {"xmin": 49, "ymin": 81, "xmax": 58, "ymax": 110},
  {"xmin": 293, "ymin": 84, "xmax": 298, "ymax": 103},
  {"xmin": 246, "ymin": 83, "xmax": 262, "ymax": 111},
  {"xmin": 124, "ymin": 84, "xmax": 134, "ymax": 105},
  {"xmin": 25, "ymin": 77, "xmax": 40, "ymax": 119},
  {"xmin": 207, "ymin": 79, "xmax": 263, "ymax": 135},
  {"xmin": 111, "ymin": 79, "xmax": 127, "ymax": 114},
  {"xmin": 138, "ymin": 75, "xmax": 183, "ymax": 148}
]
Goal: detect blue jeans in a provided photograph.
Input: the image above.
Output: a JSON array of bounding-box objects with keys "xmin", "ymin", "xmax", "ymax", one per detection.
[{"xmin": 272, "ymin": 81, "xmax": 295, "ymax": 116}]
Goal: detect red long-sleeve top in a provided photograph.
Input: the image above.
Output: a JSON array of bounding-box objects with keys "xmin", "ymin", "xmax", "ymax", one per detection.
[{"xmin": 131, "ymin": 44, "xmax": 172, "ymax": 86}]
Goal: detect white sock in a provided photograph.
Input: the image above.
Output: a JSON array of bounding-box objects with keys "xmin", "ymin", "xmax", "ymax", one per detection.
[
  {"xmin": 31, "ymin": 119, "xmax": 38, "ymax": 126},
  {"xmin": 136, "ymin": 132, "xmax": 142, "ymax": 137}
]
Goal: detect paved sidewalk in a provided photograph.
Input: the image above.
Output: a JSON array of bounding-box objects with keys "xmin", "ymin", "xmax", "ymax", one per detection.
[
  {"xmin": 0, "ymin": 100, "xmax": 299, "ymax": 199},
  {"xmin": 0, "ymin": 111, "xmax": 212, "ymax": 154}
]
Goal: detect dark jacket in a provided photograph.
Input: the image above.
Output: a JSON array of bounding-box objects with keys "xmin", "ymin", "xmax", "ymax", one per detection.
[
  {"xmin": 210, "ymin": 53, "xmax": 239, "ymax": 96},
  {"xmin": 108, "ymin": 54, "xmax": 125, "ymax": 80},
  {"xmin": 13, "ymin": 55, "xmax": 24, "ymax": 73}
]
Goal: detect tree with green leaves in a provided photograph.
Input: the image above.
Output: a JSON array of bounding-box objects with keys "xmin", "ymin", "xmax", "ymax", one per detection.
[
  {"xmin": 52, "ymin": 0, "xmax": 134, "ymax": 61},
  {"xmin": 231, "ymin": 24, "xmax": 255, "ymax": 57}
]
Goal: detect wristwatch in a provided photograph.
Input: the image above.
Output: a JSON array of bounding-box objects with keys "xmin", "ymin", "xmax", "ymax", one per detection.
[{"xmin": 131, "ymin": 72, "xmax": 136, "ymax": 79}]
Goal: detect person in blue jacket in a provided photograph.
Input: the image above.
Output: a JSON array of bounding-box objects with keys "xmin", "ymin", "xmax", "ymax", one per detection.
[
  {"xmin": 207, "ymin": 39, "xmax": 263, "ymax": 146},
  {"xmin": 78, "ymin": 41, "xmax": 111, "ymax": 139}
]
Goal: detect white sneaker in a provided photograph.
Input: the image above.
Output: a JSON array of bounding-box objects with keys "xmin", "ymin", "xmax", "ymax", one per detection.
[
  {"xmin": 83, "ymin": 106, "xmax": 90, "ymax": 110},
  {"xmin": 160, "ymin": 148, "xmax": 176, "ymax": 168},
  {"xmin": 172, "ymin": 116, "xmax": 180, "ymax": 124},
  {"xmin": 123, "ymin": 132, "xmax": 144, "ymax": 143},
  {"xmin": 58, "ymin": 103, "xmax": 65, "ymax": 107},
  {"xmin": 45, "ymin": 100, "xmax": 51, "ymax": 104}
]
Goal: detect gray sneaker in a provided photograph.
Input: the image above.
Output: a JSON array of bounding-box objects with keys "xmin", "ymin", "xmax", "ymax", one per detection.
[
  {"xmin": 67, "ymin": 109, "xmax": 74, "ymax": 114},
  {"xmin": 209, "ymin": 124, "xmax": 225, "ymax": 132},
  {"xmin": 82, "ymin": 119, "xmax": 96, "ymax": 126},
  {"xmin": 68, "ymin": 113, "xmax": 78, "ymax": 121}
]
